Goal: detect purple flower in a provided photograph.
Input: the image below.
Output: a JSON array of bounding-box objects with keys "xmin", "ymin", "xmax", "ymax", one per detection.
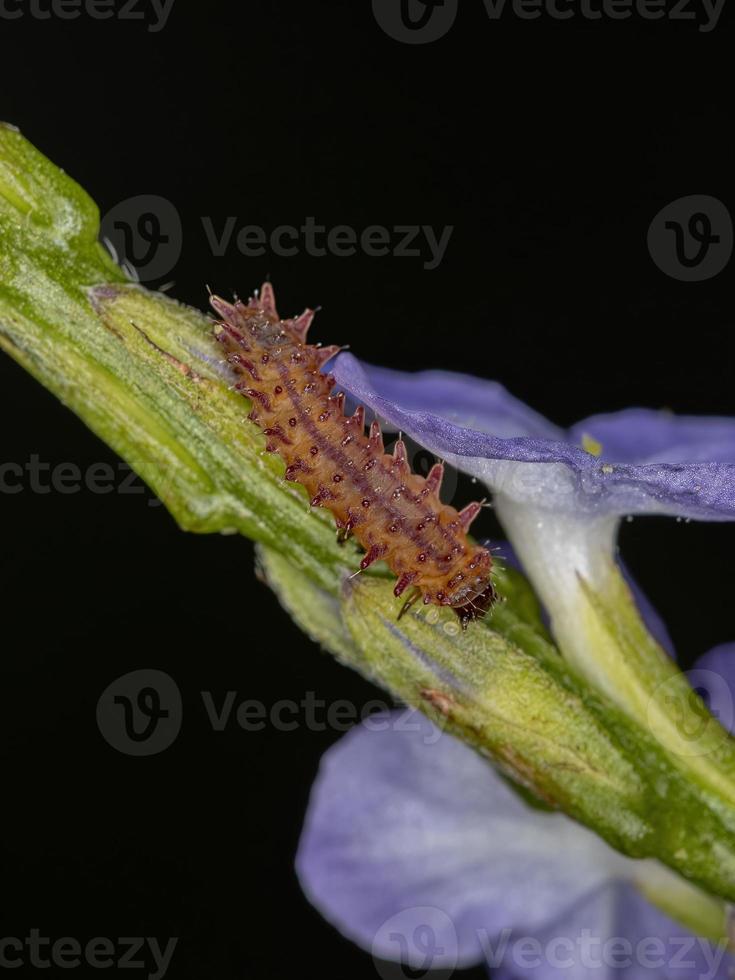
[
  {"xmin": 332, "ymin": 357, "xmax": 735, "ymax": 521},
  {"xmin": 296, "ymin": 646, "xmax": 735, "ymax": 980},
  {"xmin": 331, "ymin": 357, "xmax": 735, "ymax": 708},
  {"xmin": 296, "ymin": 357, "xmax": 735, "ymax": 977}
]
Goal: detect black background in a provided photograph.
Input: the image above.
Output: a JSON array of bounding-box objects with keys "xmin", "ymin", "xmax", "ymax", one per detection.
[{"xmin": 1, "ymin": 1, "xmax": 734, "ymax": 977}]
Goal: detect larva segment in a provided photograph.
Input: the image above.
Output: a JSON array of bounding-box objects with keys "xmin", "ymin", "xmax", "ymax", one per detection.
[{"xmin": 211, "ymin": 285, "xmax": 496, "ymax": 627}]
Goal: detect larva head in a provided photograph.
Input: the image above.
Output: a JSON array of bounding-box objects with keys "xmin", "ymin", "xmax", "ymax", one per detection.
[
  {"xmin": 453, "ymin": 582, "xmax": 497, "ymax": 629},
  {"xmin": 431, "ymin": 546, "xmax": 495, "ymax": 627}
]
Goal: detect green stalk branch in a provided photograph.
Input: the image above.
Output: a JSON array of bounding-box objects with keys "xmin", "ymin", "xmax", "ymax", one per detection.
[{"xmin": 2, "ymin": 124, "xmax": 735, "ymax": 923}]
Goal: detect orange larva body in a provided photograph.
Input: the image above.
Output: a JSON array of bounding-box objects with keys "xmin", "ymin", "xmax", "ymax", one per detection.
[{"xmin": 211, "ymin": 284, "xmax": 496, "ymax": 627}]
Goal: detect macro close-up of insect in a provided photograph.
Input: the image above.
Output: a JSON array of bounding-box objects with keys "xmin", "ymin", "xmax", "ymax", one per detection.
[
  {"xmin": 211, "ymin": 284, "xmax": 495, "ymax": 627},
  {"xmin": 1, "ymin": 4, "xmax": 734, "ymax": 980}
]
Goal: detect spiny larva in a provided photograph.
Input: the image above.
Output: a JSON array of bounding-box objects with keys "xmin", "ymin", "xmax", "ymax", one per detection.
[{"xmin": 210, "ymin": 283, "xmax": 496, "ymax": 628}]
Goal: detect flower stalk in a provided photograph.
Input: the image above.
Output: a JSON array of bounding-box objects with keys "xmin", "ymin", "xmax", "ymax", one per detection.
[
  {"xmin": 261, "ymin": 544, "xmax": 732, "ymax": 942},
  {"xmin": 0, "ymin": 122, "xmax": 357, "ymax": 594},
  {"xmin": 495, "ymin": 495, "xmax": 735, "ymax": 835},
  {"xmin": 3, "ymin": 123, "xmax": 735, "ymax": 919}
]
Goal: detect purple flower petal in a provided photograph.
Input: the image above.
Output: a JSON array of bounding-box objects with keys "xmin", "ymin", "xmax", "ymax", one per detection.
[
  {"xmin": 492, "ymin": 881, "xmax": 732, "ymax": 980},
  {"xmin": 569, "ymin": 410, "xmax": 735, "ymax": 465},
  {"xmin": 349, "ymin": 363, "xmax": 563, "ymax": 441},
  {"xmin": 333, "ymin": 355, "xmax": 588, "ymax": 468},
  {"xmin": 296, "ymin": 710, "xmax": 627, "ymax": 970},
  {"xmin": 332, "ymin": 355, "xmax": 735, "ymax": 521}
]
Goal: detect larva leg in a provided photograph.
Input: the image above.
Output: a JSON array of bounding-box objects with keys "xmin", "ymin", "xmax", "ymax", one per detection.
[
  {"xmin": 397, "ymin": 587, "xmax": 422, "ymax": 621},
  {"xmin": 336, "ymin": 524, "xmax": 353, "ymax": 545}
]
